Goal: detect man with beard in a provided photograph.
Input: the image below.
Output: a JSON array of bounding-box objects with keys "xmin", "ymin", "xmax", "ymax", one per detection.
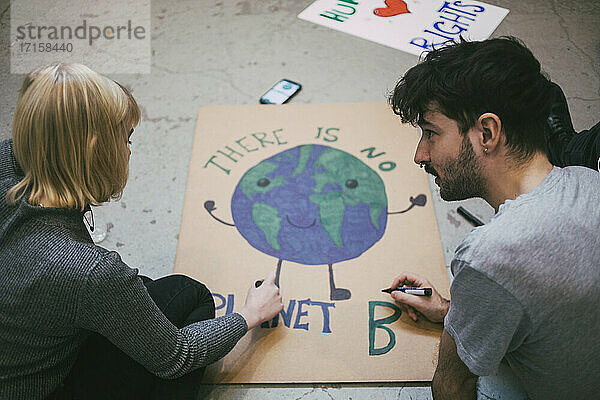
[{"xmin": 386, "ymin": 36, "xmax": 600, "ymax": 400}]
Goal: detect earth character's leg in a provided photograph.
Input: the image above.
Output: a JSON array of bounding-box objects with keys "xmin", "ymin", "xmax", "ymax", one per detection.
[
  {"xmin": 328, "ymin": 264, "xmax": 351, "ymax": 301},
  {"xmin": 275, "ymin": 259, "xmax": 282, "ymax": 287}
]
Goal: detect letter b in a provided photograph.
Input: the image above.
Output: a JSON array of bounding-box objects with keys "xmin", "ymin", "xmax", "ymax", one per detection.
[{"xmin": 368, "ymin": 301, "xmax": 401, "ymax": 356}]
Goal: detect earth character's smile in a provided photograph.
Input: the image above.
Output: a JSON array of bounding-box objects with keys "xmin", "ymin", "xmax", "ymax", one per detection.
[{"xmin": 286, "ymin": 215, "xmax": 316, "ymax": 229}]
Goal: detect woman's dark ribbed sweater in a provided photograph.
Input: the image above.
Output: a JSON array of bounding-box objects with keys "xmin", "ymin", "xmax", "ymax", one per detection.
[{"xmin": 0, "ymin": 139, "xmax": 247, "ymax": 399}]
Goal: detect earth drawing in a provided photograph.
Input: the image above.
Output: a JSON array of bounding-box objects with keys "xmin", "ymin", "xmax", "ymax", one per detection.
[{"xmin": 205, "ymin": 144, "xmax": 426, "ymax": 300}]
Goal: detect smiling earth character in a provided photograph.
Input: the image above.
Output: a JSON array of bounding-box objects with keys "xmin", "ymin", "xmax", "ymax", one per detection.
[
  {"xmin": 205, "ymin": 144, "xmax": 426, "ymax": 301},
  {"xmin": 232, "ymin": 144, "xmax": 387, "ymax": 300}
]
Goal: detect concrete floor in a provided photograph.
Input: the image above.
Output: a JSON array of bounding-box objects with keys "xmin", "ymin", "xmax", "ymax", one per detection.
[{"xmin": 1, "ymin": 0, "xmax": 598, "ymax": 398}]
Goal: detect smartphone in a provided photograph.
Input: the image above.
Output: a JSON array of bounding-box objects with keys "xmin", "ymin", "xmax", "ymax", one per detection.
[{"xmin": 259, "ymin": 79, "xmax": 302, "ymax": 104}]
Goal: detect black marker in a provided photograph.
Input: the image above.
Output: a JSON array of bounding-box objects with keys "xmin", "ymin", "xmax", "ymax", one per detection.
[
  {"xmin": 457, "ymin": 206, "xmax": 484, "ymax": 227},
  {"xmin": 381, "ymin": 287, "xmax": 432, "ymax": 296}
]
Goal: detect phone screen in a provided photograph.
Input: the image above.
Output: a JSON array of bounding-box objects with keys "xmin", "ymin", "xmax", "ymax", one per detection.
[{"xmin": 260, "ymin": 79, "xmax": 301, "ymax": 104}]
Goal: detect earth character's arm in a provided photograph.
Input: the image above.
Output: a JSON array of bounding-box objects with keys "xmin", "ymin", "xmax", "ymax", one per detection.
[
  {"xmin": 204, "ymin": 200, "xmax": 235, "ymax": 226},
  {"xmin": 387, "ymin": 194, "xmax": 427, "ymax": 215}
]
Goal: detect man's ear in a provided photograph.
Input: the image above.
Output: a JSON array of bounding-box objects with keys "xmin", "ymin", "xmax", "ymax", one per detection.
[{"xmin": 476, "ymin": 113, "xmax": 502, "ymax": 153}]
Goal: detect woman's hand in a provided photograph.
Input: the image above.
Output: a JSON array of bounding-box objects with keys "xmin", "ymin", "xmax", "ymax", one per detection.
[
  {"xmin": 238, "ymin": 271, "xmax": 283, "ymax": 330},
  {"xmin": 388, "ymin": 272, "xmax": 449, "ymax": 323}
]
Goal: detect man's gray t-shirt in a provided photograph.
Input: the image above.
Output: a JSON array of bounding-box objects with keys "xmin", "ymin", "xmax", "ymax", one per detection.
[{"xmin": 445, "ymin": 166, "xmax": 600, "ymax": 400}]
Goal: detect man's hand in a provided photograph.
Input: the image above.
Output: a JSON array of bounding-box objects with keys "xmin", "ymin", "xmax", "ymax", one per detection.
[
  {"xmin": 388, "ymin": 272, "xmax": 449, "ymax": 323},
  {"xmin": 238, "ymin": 271, "xmax": 284, "ymax": 330}
]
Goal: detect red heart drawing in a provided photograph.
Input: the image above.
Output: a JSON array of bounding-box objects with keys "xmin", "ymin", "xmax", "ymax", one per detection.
[{"xmin": 374, "ymin": 0, "xmax": 410, "ymax": 17}]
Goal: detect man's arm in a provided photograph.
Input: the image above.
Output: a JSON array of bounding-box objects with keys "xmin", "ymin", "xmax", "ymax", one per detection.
[{"xmin": 432, "ymin": 329, "xmax": 477, "ymax": 400}]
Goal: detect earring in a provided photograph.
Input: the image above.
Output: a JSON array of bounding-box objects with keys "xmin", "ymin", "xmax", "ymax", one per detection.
[{"xmin": 484, "ymin": 147, "xmax": 488, "ymax": 153}]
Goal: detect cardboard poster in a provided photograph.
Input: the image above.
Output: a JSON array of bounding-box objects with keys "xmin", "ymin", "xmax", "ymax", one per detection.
[
  {"xmin": 298, "ymin": 0, "xmax": 509, "ymax": 56},
  {"xmin": 175, "ymin": 103, "xmax": 449, "ymax": 383}
]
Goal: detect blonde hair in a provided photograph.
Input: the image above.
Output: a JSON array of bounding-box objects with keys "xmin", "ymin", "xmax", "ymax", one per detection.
[{"xmin": 7, "ymin": 63, "xmax": 141, "ymax": 210}]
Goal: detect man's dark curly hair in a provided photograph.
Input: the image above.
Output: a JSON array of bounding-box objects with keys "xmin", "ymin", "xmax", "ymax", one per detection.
[{"xmin": 389, "ymin": 36, "xmax": 553, "ymax": 162}]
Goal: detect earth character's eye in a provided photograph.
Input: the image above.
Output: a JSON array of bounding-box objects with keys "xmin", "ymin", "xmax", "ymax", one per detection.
[
  {"xmin": 257, "ymin": 178, "xmax": 270, "ymax": 187},
  {"xmin": 345, "ymin": 179, "xmax": 358, "ymax": 189}
]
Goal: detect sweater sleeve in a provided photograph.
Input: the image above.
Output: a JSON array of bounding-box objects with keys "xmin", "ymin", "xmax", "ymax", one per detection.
[{"xmin": 75, "ymin": 250, "xmax": 247, "ymax": 379}]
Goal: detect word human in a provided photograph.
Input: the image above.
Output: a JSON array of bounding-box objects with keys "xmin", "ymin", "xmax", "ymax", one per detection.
[
  {"xmin": 203, "ymin": 129, "xmax": 287, "ymax": 175},
  {"xmin": 318, "ymin": 0, "xmax": 360, "ymax": 23},
  {"xmin": 213, "ymin": 293, "xmax": 336, "ymax": 334}
]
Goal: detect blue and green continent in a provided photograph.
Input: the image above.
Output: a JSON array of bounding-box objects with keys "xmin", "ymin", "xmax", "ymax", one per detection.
[{"xmin": 231, "ymin": 144, "xmax": 388, "ymax": 265}]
